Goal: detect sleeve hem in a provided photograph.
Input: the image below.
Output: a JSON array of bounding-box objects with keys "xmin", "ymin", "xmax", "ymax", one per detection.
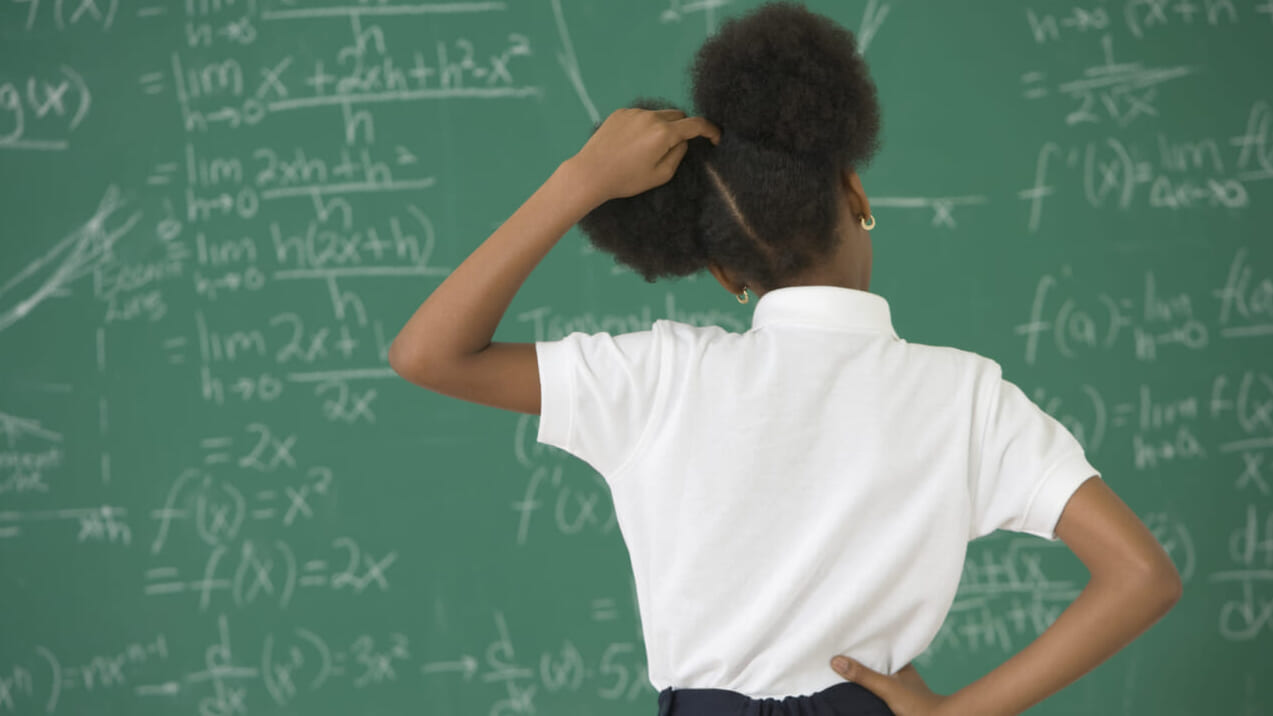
[
  {"xmin": 1019, "ymin": 450, "xmax": 1100, "ymax": 540},
  {"xmin": 535, "ymin": 339, "xmax": 574, "ymax": 451}
]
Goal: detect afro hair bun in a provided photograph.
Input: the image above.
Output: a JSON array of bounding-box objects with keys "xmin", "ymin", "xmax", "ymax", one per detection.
[
  {"xmin": 691, "ymin": 1, "xmax": 881, "ymax": 169},
  {"xmin": 576, "ymin": 97, "xmax": 716, "ymax": 282},
  {"xmin": 575, "ymin": 4, "xmax": 883, "ymax": 287}
]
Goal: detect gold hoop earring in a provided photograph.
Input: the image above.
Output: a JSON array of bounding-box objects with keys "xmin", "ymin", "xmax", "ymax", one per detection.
[
  {"xmin": 860, "ymin": 214, "xmax": 876, "ymax": 231},
  {"xmin": 736, "ymin": 287, "xmax": 750, "ymax": 304}
]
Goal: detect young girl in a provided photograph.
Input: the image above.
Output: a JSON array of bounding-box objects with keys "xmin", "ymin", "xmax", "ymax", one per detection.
[{"xmin": 389, "ymin": 3, "xmax": 1182, "ymax": 714}]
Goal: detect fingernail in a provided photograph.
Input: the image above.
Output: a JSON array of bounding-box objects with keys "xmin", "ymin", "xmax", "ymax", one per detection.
[{"xmin": 831, "ymin": 657, "xmax": 850, "ymax": 673}]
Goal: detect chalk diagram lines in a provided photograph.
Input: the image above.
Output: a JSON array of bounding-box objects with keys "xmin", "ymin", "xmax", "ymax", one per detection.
[
  {"xmin": 0, "ymin": 186, "xmax": 138, "ymax": 503},
  {"xmin": 0, "ymin": 410, "xmax": 64, "ymax": 536},
  {"xmin": 556, "ymin": 0, "xmax": 891, "ymax": 127},
  {"xmin": 658, "ymin": 0, "xmax": 888, "ymax": 52},
  {"xmin": 0, "ymin": 185, "xmax": 140, "ymax": 336},
  {"xmin": 0, "ymin": 409, "xmax": 62, "ymax": 448},
  {"xmin": 660, "ymin": 0, "xmax": 731, "ymax": 33},
  {"xmin": 659, "ymin": 0, "xmax": 888, "ymax": 52},
  {"xmin": 869, "ymin": 195, "xmax": 990, "ymax": 229},
  {"xmin": 551, "ymin": 0, "xmax": 600, "ymax": 125},
  {"xmin": 857, "ymin": 0, "xmax": 890, "ymax": 55}
]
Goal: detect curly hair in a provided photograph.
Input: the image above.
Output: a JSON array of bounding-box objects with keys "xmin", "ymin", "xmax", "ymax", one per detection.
[{"xmin": 577, "ymin": 1, "xmax": 882, "ymax": 289}]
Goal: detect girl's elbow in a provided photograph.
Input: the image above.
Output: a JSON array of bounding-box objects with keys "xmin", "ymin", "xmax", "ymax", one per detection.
[
  {"xmin": 1156, "ymin": 564, "xmax": 1184, "ymax": 606},
  {"xmin": 388, "ymin": 338, "xmax": 435, "ymax": 386}
]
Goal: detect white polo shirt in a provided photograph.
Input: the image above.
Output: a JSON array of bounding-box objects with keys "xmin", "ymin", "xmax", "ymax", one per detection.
[{"xmin": 535, "ymin": 285, "xmax": 1099, "ymax": 699}]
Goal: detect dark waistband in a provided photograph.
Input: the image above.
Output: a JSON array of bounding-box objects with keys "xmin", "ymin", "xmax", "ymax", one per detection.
[{"xmin": 657, "ymin": 681, "xmax": 893, "ymax": 715}]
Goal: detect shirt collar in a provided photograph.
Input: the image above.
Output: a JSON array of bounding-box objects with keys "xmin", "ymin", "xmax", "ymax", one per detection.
[{"xmin": 750, "ymin": 285, "xmax": 899, "ymax": 338}]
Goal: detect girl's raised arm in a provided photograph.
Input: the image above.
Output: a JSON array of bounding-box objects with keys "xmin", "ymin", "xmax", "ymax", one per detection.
[{"xmin": 388, "ymin": 108, "xmax": 720, "ymax": 414}]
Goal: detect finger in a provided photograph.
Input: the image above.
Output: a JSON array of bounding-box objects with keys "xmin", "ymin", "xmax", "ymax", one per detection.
[
  {"xmin": 651, "ymin": 108, "xmax": 688, "ymax": 120},
  {"xmin": 669, "ymin": 116, "xmax": 722, "ymax": 146},
  {"xmin": 831, "ymin": 657, "xmax": 888, "ymax": 696},
  {"xmin": 654, "ymin": 139, "xmax": 690, "ymax": 174}
]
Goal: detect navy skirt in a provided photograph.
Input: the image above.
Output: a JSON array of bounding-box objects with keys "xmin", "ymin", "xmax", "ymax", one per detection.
[{"xmin": 657, "ymin": 681, "xmax": 895, "ymax": 715}]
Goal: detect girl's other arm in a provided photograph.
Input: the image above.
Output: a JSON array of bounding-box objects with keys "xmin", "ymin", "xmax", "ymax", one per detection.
[
  {"xmin": 388, "ymin": 109, "xmax": 719, "ymax": 415},
  {"xmin": 833, "ymin": 476, "xmax": 1181, "ymax": 716},
  {"xmin": 943, "ymin": 476, "xmax": 1181, "ymax": 715}
]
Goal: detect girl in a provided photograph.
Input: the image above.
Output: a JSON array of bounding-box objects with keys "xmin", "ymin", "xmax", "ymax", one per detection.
[{"xmin": 389, "ymin": 3, "xmax": 1182, "ymax": 714}]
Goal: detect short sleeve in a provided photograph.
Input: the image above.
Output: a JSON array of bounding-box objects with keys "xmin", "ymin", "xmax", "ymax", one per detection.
[
  {"xmin": 970, "ymin": 362, "xmax": 1100, "ymax": 541},
  {"xmin": 535, "ymin": 327, "xmax": 664, "ymax": 477}
]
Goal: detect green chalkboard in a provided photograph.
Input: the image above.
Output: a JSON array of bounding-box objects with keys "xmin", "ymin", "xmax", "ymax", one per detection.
[{"xmin": 2, "ymin": 1, "xmax": 1271, "ymax": 714}]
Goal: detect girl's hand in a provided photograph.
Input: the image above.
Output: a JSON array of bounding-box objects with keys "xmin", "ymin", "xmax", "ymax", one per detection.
[
  {"xmin": 567, "ymin": 108, "xmax": 721, "ymax": 204},
  {"xmin": 830, "ymin": 657, "xmax": 951, "ymax": 716}
]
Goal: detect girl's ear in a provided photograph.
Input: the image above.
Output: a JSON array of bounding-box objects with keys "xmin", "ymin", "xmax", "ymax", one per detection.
[
  {"xmin": 842, "ymin": 168, "xmax": 871, "ymax": 222},
  {"xmin": 707, "ymin": 260, "xmax": 747, "ymax": 295}
]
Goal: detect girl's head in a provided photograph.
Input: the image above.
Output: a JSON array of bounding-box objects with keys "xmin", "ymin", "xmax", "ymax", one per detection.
[{"xmin": 578, "ymin": 1, "xmax": 882, "ymax": 299}]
